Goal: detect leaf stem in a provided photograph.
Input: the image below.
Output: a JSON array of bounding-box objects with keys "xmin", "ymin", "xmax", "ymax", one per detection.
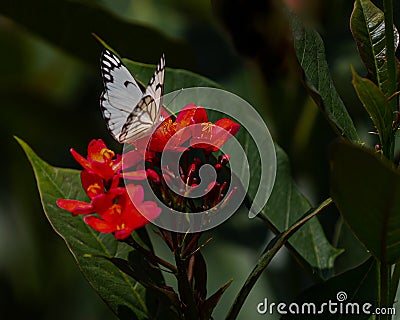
[
  {"xmin": 381, "ymin": 4, "xmax": 395, "ymax": 316},
  {"xmin": 383, "ymin": 0, "xmax": 397, "ymax": 161},
  {"xmin": 383, "ymin": 0, "xmax": 396, "ymax": 99},
  {"xmin": 389, "ymin": 262, "xmax": 400, "ymax": 304},
  {"xmin": 225, "ymin": 198, "xmax": 333, "ymax": 320}
]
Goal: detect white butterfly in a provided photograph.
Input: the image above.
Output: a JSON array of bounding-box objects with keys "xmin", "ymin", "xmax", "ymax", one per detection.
[{"xmin": 100, "ymin": 49, "xmax": 165, "ymax": 143}]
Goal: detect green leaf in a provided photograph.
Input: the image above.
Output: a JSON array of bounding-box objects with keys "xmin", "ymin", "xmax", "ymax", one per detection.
[
  {"xmin": 350, "ymin": 0, "xmax": 400, "ymax": 99},
  {"xmin": 281, "ymin": 258, "xmax": 377, "ymax": 320},
  {"xmin": 330, "ymin": 140, "xmax": 400, "ymax": 264},
  {"xmin": 289, "ymin": 12, "xmax": 360, "ymax": 143},
  {"xmin": 351, "ymin": 67, "xmax": 393, "ymax": 153},
  {"xmin": 332, "ymin": 217, "xmax": 370, "ymax": 274},
  {"xmin": 16, "ymin": 137, "xmax": 166, "ymax": 320},
  {"xmin": 200, "ymin": 279, "xmax": 232, "ymax": 320},
  {"xmin": 107, "ymin": 256, "xmax": 181, "ymax": 312},
  {"xmin": 0, "ymin": 0, "xmax": 194, "ymax": 69},
  {"xmin": 263, "ymin": 146, "xmax": 343, "ymax": 280},
  {"xmin": 193, "ymin": 252, "xmax": 208, "ymax": 301},
  {"xmin": 123, "ymin": 58, "xmax": 221, "ymax": 94}
]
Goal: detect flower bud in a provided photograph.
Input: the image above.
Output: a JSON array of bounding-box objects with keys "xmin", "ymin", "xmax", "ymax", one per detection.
[{"xmin": 146, "ymin": 169, "xmax": 160, "ymax": 184}]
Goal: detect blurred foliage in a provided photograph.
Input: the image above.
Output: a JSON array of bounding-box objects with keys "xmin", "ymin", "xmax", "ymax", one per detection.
[{"xmin": 1, "ymin": 0, "xmax": 400, "ymax": 319}]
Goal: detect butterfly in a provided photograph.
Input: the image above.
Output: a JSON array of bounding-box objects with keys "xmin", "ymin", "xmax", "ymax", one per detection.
[{"xmin": 100, "ymin": 49, "xmax": 165, "ymax": 143}]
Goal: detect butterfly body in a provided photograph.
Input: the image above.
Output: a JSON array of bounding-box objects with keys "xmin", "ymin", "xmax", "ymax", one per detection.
[{"xmin": 100, "ymin": 49, "xmax": 165, "ymax": 143}]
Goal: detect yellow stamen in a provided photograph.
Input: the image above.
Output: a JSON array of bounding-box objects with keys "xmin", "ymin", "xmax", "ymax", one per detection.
[
  {"xmin": 101, "ymin": 148, "xmax": 115, "ymax": 161},
  {"xmin": 87, "ymin": 183, "xmax": 101, "ymax": 195},
  {"xmin": 201, "ymin": 122, "xmax": 214, "ymax": 138},
  {"xmin": 117, "ymin": 223, "xmax": 126, "ymax": 231},
  {"xmin": 109, "ymin": 204, "xmax": 122, "ymax": 215}
]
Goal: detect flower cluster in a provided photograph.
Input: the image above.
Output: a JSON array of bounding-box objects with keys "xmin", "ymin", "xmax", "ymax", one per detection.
[
  {"xmin": 57, "ymin": 139, "xmax": 161, "ymax": 239},
  {"xmin": 57, "ymin": 103, "xmax": 240, "ymax": 239},
  {"xmin": 136, "ymin": 103, "xmax": 240, "ymax": 213},
  {"xmin": 147, "ymin": 103, "xmax": 240, "ymax": 153}
]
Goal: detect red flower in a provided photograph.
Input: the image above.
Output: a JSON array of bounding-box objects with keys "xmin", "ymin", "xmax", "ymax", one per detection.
[
  {"xmin": 144, "ymin": 103, "xmax": 240, "ymax": 153},
  {"xmin": 57, "ymin": 139, "xmax": 161, "ymax": 239},
  {"xmin": 56, "ymin": 170, "xmax": 123, "ymax": 216},
  {"xmin": 56, "ymin": 198, "xmax": 94, "ymax": 216},
  {"xmin": 147, "ymin": 103, "xmax": 208, "ymax": 152},
  {"xmin": 84, "ymin": 185, "xmax": 161, "ymax": 239},
  {"xmin": 71, "ymin": 139, "xmax": 122, "ymax": 181},
  {"xmin": 190, "ymin": 118, "xmax": 240, "ymax": 153},
  {"xmin": 57, "ymin": 172, "xmax": 160, "ymax": 239},
  {"xmin": 120, "ymin": 149, "xmax": 148, "ymax": 181},
  {"xmin": 175, "ymin": 103, "xmax": 208, "ymax": 126}
]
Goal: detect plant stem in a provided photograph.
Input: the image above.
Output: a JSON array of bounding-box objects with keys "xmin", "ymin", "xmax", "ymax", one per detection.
[
  {"xmin": 174, "ymin": 246, "xmax": 200, "ymax": 319},
  {"xmin": 225, "ymin": 198, "xmax": 333, "ymax": 320},
  {"xmin": 378, "ymin": 261, "xmax": 391, "ymax": 320}
]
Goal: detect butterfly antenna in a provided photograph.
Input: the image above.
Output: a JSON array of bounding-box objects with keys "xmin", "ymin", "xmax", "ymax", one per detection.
[{"xmin": 163, "ymin": 88, "xmax": 184, "ymax": 115}]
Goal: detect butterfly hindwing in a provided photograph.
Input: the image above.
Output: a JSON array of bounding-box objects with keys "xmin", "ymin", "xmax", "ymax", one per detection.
[
  {"xmin": 120, "ymin": 96, "xmax": 157, "ymax": 142},
  {"xmin": 119, "ymin": 54, "xmax": 165, "ymax": 143},
  {"xmin": 100, "ymin": 49, "xmax": 165, "ymax": 143}
]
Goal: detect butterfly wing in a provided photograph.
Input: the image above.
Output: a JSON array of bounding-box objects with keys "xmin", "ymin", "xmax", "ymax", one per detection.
[
  {"xmin": 119, "ymin": 54, "xmax": 166, "ymax": 143},
  {"xmin": 100, "ymin": 49, "xmax": 143, "ymax": 142},
  {"xmin": 143, "ymin": 53, "xmax": 165, "ymax": 122}
]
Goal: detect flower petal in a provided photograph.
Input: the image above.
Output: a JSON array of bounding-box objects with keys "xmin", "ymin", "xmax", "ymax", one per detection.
[
  {"xmin": 70, "ymin": 148, "xmax": 91, "ymax": 171},
  {"xmin": 123, "ymin": 208, "xmax": 157, "ymax": 230},
  {"xmin": 176, "ymin": 103, "xmax": 208, "ymax": 125},
  {"xmin": 190, "ymin": 118, "xmax": 240, "ymax": 152},
  {"xmin": 56, "ymin": 199, "xmax": 94, "ymax": 215},
  {"xmin": 114, "ymin": 228, "xmax": 134, "ymax": 240},
  {"xmin": 84, "ymin": 216, "xmax": 115, "ymax": 233},
  {"xmin": 91, "ymin": 191, "xmax": 122, "ymax": 214},
  {"xmin": 122, "ymin": 170, "xmax": 147, "ymax": 181},
  {"xmin": 215, "ymin": 118, "xmax": 240, "ymax": 136},
  {"xmin": 87, "ymin": 139, "xmax": 109, "ymax": 162},
  {"xmin": 126, "ymin": 184, "xmax": 145, "ymax": 204},
  {"xmin": 122, "ymin": 150, "xmax": 142, "ymax": 169},
  {"xmin": 81, "ymin": 170, "xmax": 104, "ymax": 199},
  {"xmin": 90, "ymin": 161, "xmax": 117, "ymax": 181},
  {"xmin": 138, "ymin": 201, "xmax": 162, "ymax": 220}
]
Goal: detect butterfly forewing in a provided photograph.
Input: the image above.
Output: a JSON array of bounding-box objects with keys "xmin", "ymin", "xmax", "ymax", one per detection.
[
  {"xmin": 100, "ymin": 49, "xmax": 165, "ymax": 143},
  {"xmin": 101, "ymin": 50, "xmax": 142, "ymax": 109},
  {"xmin": 144, "ymin": 53, "xmax": 165, "ymax": 122},
  {"xmin": 100, "ymin": 92, "xmax": 129, "ymax": 142}
]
